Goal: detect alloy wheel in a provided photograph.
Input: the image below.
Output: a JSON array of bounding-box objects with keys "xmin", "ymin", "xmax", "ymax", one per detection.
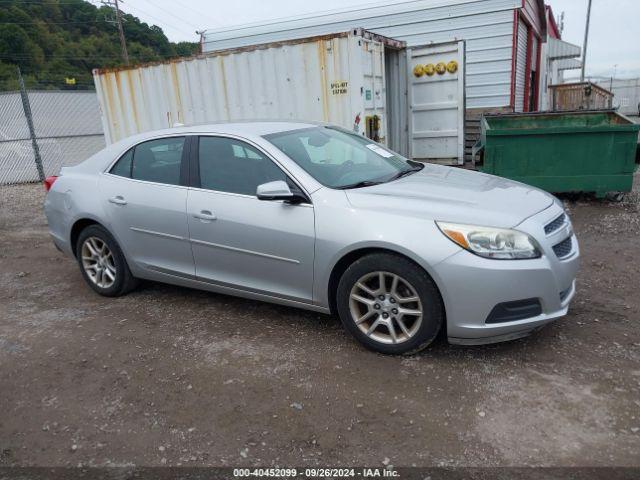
[
  {"xmin": 81, "ymin": 236, "xmax": 116, "ymax": 289},
  {"xmin": 349, "ymin": 271, "xmax": 423, "ymax": 344}
]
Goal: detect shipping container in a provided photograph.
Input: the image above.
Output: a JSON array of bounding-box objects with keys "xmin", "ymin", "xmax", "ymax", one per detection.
[
  {"xmin": 94, "ymin": 29, "xmax": 399, "ymax": 148},
  {"xmin": 94, "ymin": 28, "xmax": 468, "ymax": 164}
]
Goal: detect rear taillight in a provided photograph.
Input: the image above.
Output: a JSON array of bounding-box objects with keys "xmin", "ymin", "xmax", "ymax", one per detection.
[{"xmin": 44, "ymin": 175, "xmax": 58, "ymax": 192}]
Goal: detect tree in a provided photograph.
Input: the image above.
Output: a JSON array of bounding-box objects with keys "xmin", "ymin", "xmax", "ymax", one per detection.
[
  {"xmin": 0, "ymin": 24, "xmax": 44, "ymax": 72},
  {"xmin": 0, "ymin": 0, "xmax": 199, "ymax": 90}
]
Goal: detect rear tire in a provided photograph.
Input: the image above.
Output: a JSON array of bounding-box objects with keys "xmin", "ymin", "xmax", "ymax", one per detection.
[
  {"xmin": 336, "ymin": 253, "xmax": 444, "ymax": 355},
  {"xmin": 76, "ymin": 225, "xmax": 138, "ymax": 297}
]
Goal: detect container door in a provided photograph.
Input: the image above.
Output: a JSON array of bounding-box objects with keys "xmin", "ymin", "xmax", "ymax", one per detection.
[
  {"xmin": 384, "ymin": 48, "xmax": 409, "ymax": 157},
  {"xmin": 359, "ymin": 37, "xmax": 387, "ymax": 144},
  {"xmin": 407, "ymin": 40, "xmax": 465, "ymax": 165}
]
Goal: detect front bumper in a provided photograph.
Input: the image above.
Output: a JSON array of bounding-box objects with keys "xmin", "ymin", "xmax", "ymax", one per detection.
[{"xmin": 434, "ymin": 205, "xmax": 580, "ymax": 345}]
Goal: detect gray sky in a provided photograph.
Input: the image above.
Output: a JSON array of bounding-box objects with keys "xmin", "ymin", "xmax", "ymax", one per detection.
[
  {"xmin": 550, "ymin": 0, "xmax": 639, "ymax": 79},
  {"xmin": 120, "ymin": 0, "xmax": 640, "ymax": 78}
]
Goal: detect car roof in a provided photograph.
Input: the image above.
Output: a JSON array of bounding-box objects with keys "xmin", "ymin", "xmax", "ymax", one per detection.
[
  {"xmin": 137, "ymin": 120, "xmax": 320, "ymax": 138},
  {"xmin": 69, "ymin": 120, "xmax": 323, "ymax": 174}
]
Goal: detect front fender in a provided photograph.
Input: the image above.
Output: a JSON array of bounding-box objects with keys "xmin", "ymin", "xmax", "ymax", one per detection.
[{"xmin": 311, "ymin": 188, "xmax": 460, "ymax": 309}]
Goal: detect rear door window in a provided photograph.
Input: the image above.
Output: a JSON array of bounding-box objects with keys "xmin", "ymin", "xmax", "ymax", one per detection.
[{"xmin": 109, "ymin": 137, "xmax": 185, "ymax": 185}]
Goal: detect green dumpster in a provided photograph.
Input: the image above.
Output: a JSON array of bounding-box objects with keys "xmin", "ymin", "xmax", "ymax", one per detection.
[{"xmin": 474, "ymin": 110, "xmax": 640, "ymax": 198}]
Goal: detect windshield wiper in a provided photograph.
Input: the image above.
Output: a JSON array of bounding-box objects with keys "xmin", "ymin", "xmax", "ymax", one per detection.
[
  {"xmin": 336, "ymin": 163, "xmax": 424, "ymax": 190},
  {"xmin": 387, "ymin": 163, "xmax": 424, "ymax": 182},
  {"xmin": 335, "ymin": 180, "xmax": 386, "ymax": 190}
]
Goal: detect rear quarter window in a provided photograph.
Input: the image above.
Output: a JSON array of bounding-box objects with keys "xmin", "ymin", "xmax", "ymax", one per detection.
[{"xmin": 109, "ymin": 149, "xmax": 133, "ymax": 177}]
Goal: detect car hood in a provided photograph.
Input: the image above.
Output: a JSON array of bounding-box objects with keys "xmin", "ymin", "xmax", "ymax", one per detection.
[{"xmin": 345, "ymin": 164, "xmax": 554, "ymax": 228}]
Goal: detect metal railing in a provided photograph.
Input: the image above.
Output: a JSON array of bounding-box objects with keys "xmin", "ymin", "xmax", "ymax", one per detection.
[{"xmin": 0, "ymin": 69, "xmax": 105, "ymax": 185}]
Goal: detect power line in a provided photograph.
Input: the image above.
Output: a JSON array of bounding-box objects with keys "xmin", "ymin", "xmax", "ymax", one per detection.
[
  {"xmin": 120, "ymin": 2, "xmax": 195, "ymax": 38},
  {"xmin": 134, "ymin": 0, "xmax": 200, "ymax": 33},
  {"xmin": 2, "ymin": 0, "xmax": 199, "ymax": 40},
  {"xmin": 163, "ymin": 0, "xmax": 222, "ymax": 29}
]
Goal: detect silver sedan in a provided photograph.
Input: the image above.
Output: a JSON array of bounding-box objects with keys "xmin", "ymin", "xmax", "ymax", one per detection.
[{"xmin": 44, "ymin": 122, "xmax": 579, "ymax": 354}]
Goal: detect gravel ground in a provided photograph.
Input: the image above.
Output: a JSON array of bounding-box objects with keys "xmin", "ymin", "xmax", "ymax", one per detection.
[{"xmin": 0, "ymin": 179, "xmax": 639, "ymax": 468}]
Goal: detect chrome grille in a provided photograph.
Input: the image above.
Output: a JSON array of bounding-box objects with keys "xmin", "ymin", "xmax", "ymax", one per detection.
[
  {"xmin": 544, "ymin": 213, "xmax": 566, "ymax": 235},
  {"xmin": 552, "ymin": 236, "xmax": 573, "ymax": 259}
]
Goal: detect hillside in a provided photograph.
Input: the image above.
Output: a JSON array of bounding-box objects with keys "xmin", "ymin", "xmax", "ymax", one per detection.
[{"xmin": 0, "ymin": 0, "xmax": 198, "ymax": 90}]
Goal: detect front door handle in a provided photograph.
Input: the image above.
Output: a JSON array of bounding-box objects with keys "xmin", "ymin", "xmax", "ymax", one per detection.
[
  {"xmin": 108, "ymin": 195, "xmax": 127, "ymax": 206},
  {"xmin": 193, "ymin": 210, "xmax": 217, "ymax": 222}
]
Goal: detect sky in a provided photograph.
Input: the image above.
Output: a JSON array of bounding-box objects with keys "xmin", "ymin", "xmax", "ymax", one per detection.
[{"xmin": 117, "ymin": 0, "xmax": 640, "ymax": 79}]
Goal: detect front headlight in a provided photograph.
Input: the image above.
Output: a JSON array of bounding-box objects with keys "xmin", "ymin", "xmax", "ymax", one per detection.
[{"xmin": 436, "ymin": 221, "xmax": 541, "ymax": 260}]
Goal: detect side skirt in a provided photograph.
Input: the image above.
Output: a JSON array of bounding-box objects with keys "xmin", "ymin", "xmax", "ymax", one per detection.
[{"xmin": 135, "ymin": 265, "xmax": 331, "ymax": 315}]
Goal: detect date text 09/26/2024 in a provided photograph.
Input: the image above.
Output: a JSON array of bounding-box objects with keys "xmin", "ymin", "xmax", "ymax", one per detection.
[{"xmin": 233, "ymin": 467, "xmax": 399, "ymax": 477}]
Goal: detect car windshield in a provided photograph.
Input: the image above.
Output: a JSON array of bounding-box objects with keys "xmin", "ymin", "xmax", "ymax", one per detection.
[{"xmin": 264, "ymin": 126, "xmax": 422, "ymax": 189}]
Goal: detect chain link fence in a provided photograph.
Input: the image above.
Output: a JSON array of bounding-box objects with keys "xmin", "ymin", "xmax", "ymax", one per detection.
[{"xmin": 0, "ymin": 84, "xmax": 106, "ymax": 185}]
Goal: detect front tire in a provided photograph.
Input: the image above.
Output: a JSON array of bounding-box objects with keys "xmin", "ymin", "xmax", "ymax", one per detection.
[
  {"xmin": 76, "ymin": 225, "xmax": 138, "ymax": 297},
  {"xmin": 336, "ymin": 253, "xmax": 444, "ymax": 355}
]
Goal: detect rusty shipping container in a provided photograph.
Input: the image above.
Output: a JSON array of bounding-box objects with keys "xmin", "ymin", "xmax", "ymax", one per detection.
[{"xmin": 93, "ymin": 29, "xmax": 402, "ymax": 147}]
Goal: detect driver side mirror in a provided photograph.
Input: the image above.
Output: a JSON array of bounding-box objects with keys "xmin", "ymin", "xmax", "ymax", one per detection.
[{"xmin": 256, "ymin": 180, "xmax": 305, "ymax": 203}]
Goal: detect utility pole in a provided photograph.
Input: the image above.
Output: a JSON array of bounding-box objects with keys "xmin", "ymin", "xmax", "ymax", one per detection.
[
  {"xmin": 557, "ymin": 11, "xmax": 565, "ymax": 36},
  {"xmin": 102, "ymin": 0, "xmax": 129, "ymax": 65},
  {"xmin": 196, "ymin": 30, "xmax": 204, "ymax": 54},
  {"xmin": 610, "ymin": 64, "xmax": 617, "ymax": 91},
  {"xmin": 580, "ymin": 0, "xmax": 592, "ymax": 82}
]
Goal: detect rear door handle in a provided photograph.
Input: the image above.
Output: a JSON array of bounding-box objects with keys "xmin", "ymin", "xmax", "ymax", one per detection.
[
  {"xmin": 108, "ymin": 195, "xmax": 127, "ymax": 205},
  {"xmin": 193, "ymin": 210, "xmax": 217, "ymax": 221}
]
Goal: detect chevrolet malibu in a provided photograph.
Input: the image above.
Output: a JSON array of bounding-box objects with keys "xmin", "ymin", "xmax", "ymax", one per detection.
[{"xmin": 44, "ymin": 122, "xmax": 579, "ymax": 354}]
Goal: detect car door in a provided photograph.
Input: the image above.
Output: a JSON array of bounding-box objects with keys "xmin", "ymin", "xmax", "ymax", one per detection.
[
  {"xmin": 187, "ymin": 135, "xmax": 315, "ymax": 303},
  {"xmin": 100, "ymin": 135, "xmax": 194, "ymax": 278}
]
